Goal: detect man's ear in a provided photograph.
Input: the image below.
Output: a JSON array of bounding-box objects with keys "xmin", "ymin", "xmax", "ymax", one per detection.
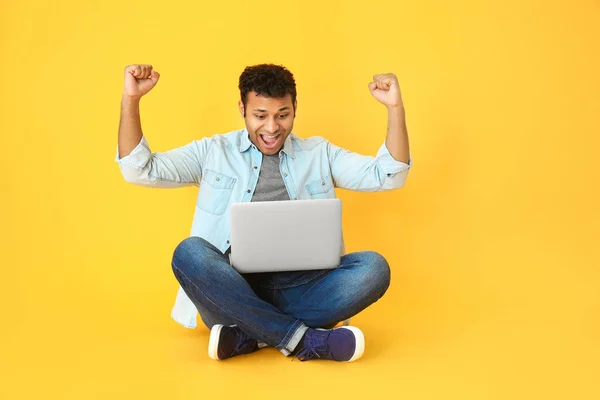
[
  {"xmin": 238, "ymin": 100, "xmax": 245, "ymax": 118},
  {"xmin": 294, "ymin": 100, "xmax": 298, "ymax": 117}
]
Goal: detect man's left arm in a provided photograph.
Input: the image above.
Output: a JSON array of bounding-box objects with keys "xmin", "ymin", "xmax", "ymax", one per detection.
[
  {"xmin": 327, "ymin": 73, "xmax": 412, "ymax": 192},
  {"xmin": 370, "ymin": 73, "xmax": 410, "ymax": 164}
]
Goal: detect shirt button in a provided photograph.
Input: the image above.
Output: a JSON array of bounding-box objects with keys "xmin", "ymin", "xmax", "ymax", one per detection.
[
  {"xmin": 227, "ymin": 240, "xmax": 230, "ymax": 244},
  {"xmin": 247, "ymin": 189, "xmax": 251, "ymax": 193},
  {"xmin": 284, "ymin": 173, "xmax": 288, "ymax": 177},
  {"xmin": 216, "ymin": 177, "xmax": 220, "ymax": 181},
  {"xmin": 322, "ymin": 182, "xmax": 325, "ymax": 186},
  {"xmin": 254, "ymin": 166, "xmax": 258, "ymax": 169}
]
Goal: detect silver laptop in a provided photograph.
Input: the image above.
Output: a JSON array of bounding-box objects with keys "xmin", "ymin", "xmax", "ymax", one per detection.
[{"xmin": 229, "ymin": 198, "xmax": 342, "ymax": 273}]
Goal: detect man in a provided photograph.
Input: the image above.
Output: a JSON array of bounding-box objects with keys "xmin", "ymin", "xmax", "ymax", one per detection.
[{"xmin": 115, "ymin": 63, "xmax": 411, "ymax": 362}]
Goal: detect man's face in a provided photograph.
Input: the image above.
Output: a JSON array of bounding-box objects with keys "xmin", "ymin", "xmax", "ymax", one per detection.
[{"xmin": 239, "ymin": 92, "xmax": 296, "ymax": 156}]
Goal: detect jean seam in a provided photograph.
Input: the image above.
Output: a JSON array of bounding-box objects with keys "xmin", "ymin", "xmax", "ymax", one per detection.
[
  {"xmin": 277, "ymin": 319, "xmax": 307, "ymax": 355},
  {"xmin": 172, "ymin": 263, "xmax": 266, "ymax": 338},
  {"xmin": 173, "ymin": 261, "xmax": 303, "ymax": 348}
]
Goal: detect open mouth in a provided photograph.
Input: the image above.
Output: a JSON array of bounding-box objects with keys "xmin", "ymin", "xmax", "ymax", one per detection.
[{"xmin": 259, "ymin": 134, "xmax": 282, "ymax": 149}]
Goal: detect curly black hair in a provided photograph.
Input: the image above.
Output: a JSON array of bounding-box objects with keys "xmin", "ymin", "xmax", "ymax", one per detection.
[{"xmin": 238, "ymin": 64, "xmax": 297, "ymax": 117}]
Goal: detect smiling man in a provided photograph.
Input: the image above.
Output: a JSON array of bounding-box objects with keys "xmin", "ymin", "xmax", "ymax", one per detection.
[
  {"xmin": 115, "ymin": 63, "xmax": 412, "ymax": 362},
  {"xmin": 243, "ymin": 91, "xmax": 295, "ymax": 154}
]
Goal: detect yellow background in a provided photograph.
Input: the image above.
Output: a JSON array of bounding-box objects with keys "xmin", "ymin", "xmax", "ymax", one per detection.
[{"xmin": 1, "ymin": 0, "xmax": 599, "ymax": 398}]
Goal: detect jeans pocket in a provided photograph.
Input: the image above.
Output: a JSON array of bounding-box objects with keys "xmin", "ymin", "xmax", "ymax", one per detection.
[
  {"xmin": 305, "ymin": 174, "xmax": 333, "ymax": 199},
  {"xmin": 197, "ymin": 169, "xmax": 236, "ymax": 215}
]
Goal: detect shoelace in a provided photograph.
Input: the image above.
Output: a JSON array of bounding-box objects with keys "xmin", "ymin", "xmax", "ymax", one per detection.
[
  {"xmin": 296, "ymin": 330, "xmax": 333, "ymax": 361},
  {"xmin": 231, "ymin": 328, "xmax": 256, "ymax": 355}
]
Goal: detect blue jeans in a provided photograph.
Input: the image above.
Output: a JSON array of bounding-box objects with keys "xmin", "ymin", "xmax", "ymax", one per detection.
[{"xmin": 171, "ymin": 236, "xmax": 391, "ymax": 356}]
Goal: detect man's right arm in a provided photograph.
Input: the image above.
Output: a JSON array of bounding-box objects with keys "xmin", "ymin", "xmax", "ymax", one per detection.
[
  {"xmin": 118, "ymin": 95, "xmax": 144, "ymax": 159},
  {"xmin": 115, "ymin": 64, "xmax": 208, "ymax": 188}
]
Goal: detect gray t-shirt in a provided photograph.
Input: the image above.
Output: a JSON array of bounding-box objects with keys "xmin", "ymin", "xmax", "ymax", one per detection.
[
  {"xmin": 251, "ymin": 152, "xmax": 290, "ymax": 202},
  {"xmin": 224, "ymin": 152, "xmax": 289, "ymax": 256}
]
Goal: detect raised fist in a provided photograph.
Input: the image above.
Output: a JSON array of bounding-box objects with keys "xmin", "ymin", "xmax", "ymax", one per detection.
[{"xmin": 123, "ymin": 64, "xmax": 160, "ymax": 99}]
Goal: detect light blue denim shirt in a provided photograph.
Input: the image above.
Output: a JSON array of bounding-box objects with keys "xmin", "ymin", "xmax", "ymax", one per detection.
[{"xmin": 115, "ymin": 127, "xmax": 412, "ymax": 329}]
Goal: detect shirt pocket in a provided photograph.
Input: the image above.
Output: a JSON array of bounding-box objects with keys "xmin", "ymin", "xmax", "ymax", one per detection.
[
  {"xmin": 197, "ymin": 169, "xmax": 237, "ymax": 215},
  {"xmin": 305, "ymin": 174, "xmax": 333, "ymax": 199}
]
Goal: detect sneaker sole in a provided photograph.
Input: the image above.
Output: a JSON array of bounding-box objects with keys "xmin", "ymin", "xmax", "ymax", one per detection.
[
  {"xmin": 316, "ymin": 326, "xmax": 365, "ymax": 362},
  {"xmin": 208, "ymin": 324, "xmax": 224, "ymax": 360}
]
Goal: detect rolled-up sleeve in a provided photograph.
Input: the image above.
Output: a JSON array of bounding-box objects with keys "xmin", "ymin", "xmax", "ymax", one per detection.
[
  {"xmin": 327, "ymin": 140, "xmax": 412, "ymax": 191},
  {"xmin": 115, "ymin": 135, "xmax": 211, "ymax": 188}
]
